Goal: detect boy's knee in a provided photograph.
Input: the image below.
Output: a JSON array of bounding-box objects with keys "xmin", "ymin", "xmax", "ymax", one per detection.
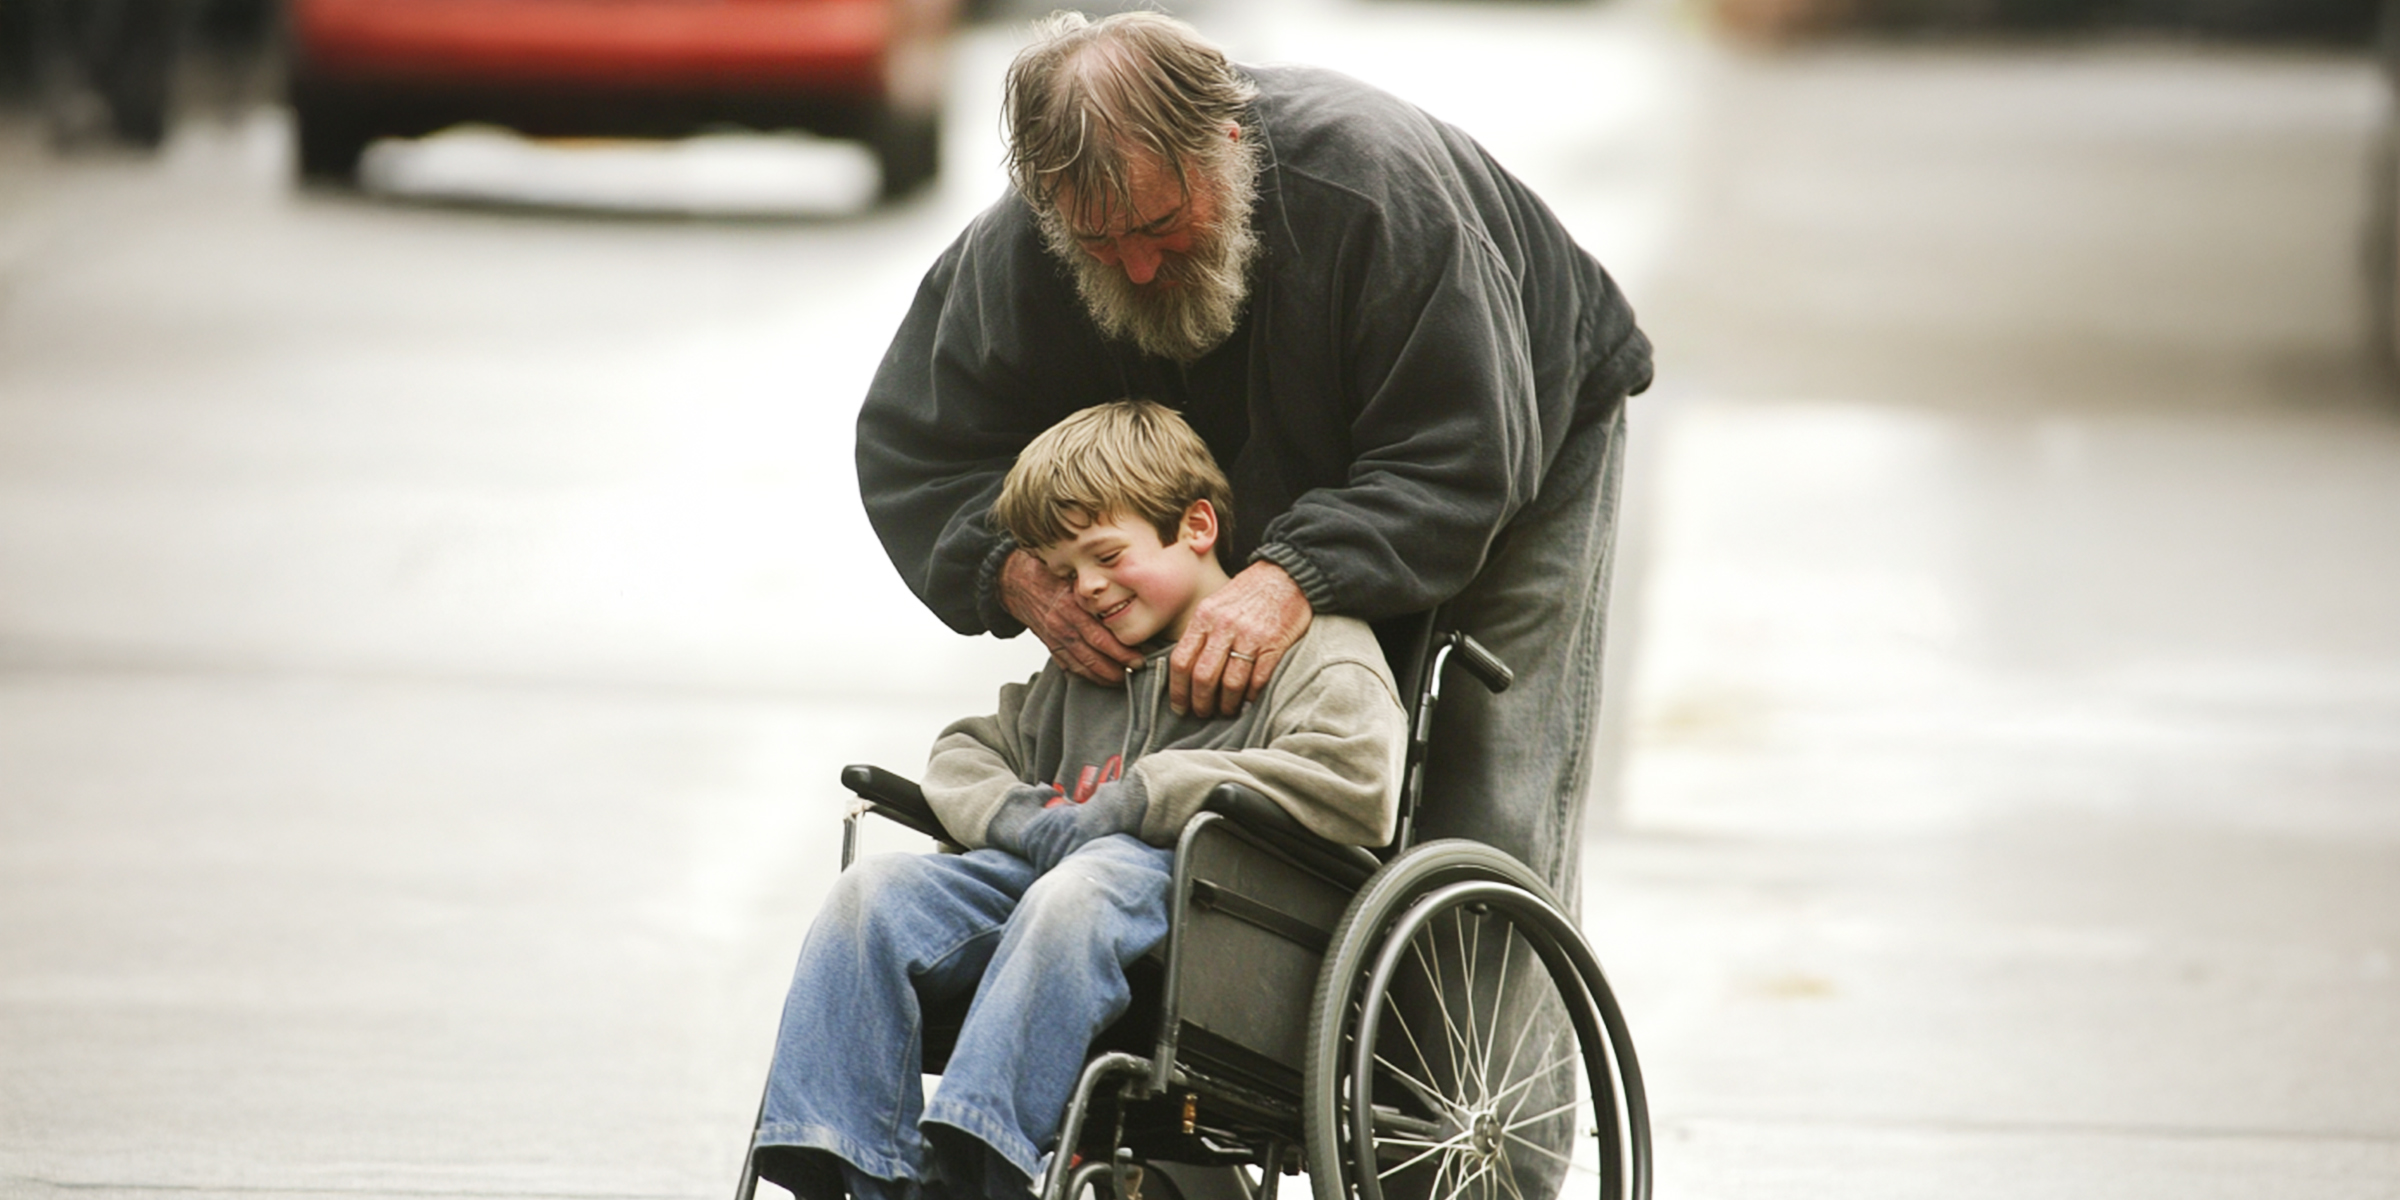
[
  {"xmin": 1013, "ymin": 839, "xmax": 1167, "ymax": 940},
  {"xmin": 819, "ymin": 853, "xmax": 948, "ymax": 939},
  {"xmin": 825, "ymin": 852, "xmax": 910, "ymax": 910}
]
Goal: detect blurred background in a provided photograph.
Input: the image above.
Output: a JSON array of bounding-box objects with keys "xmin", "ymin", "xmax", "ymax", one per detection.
[{"xmin": 1, "ymin": 0, "xmax": 2395, "ymax": 1198}]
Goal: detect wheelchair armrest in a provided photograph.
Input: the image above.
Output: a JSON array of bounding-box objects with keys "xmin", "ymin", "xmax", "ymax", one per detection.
[
  {"xmin": 1201, "ymin": 782, "xmax": 1384, "ymax": 884},
  {"xmin": 840, "ymin": 764, "xmax": 960, "ymax": 846}
]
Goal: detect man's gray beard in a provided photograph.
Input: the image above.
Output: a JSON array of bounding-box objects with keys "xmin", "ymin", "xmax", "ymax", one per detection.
[{"xmin": 1042, "ymin": 154, "xmax": 1261, "ymax": 364}]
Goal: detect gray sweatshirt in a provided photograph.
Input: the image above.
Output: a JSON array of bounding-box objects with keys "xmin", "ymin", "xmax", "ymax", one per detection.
[{"xmin": 922, "ymin": 616, "xmax": 1407, "ymax": 849}]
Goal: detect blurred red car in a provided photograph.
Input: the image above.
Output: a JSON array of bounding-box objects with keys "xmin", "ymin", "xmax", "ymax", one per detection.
[{"xmin": 287, "ymin": 0, "xmax": 957, "ymax": 197}]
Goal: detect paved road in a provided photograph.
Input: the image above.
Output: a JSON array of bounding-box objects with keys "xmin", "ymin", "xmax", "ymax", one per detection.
[
  {"xmin": 1, "ymin": 4, "xmax": 2395, "ymax": 1199},
  {"xmin": 1609, "ymin": 34, "xmax": 2400, "ymax": 1199}
]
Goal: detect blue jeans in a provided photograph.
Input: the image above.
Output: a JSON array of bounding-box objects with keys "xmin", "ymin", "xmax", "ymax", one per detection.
[{"xmin": 754, "ymin": 835, "xmax": 1176, "ymax": 1200}]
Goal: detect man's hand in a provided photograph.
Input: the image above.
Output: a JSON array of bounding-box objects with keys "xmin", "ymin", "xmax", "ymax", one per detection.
[
  {"xmin": 998, "ymin": 548, "xmax": 1143, "ymax": 686},
  {"xmin": 1170, "ymin": 562, "xmax": 1313, "ymax": 718}
]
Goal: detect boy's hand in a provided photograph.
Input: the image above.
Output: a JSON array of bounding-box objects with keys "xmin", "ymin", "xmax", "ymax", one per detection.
[
  {"xmin": 1171, "ymin": 563, "xmax": 1313, "ymax": 718},
  {"xmin": 999, "ymin": 549, "xmax": 1143, "ymax": 686},
  {"xmin": 1016, "ymin": 780, "xmax": 1148, "ymax": 873},
  {"xmin": 981, "ymin": 782, "xmax": 1063, "ymax": 860}
]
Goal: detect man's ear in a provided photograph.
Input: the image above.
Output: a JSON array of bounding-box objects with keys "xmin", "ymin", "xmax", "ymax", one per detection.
[{"xmin": 1180, "ymin": 500, "xmax": 1220, "ymax": 554}]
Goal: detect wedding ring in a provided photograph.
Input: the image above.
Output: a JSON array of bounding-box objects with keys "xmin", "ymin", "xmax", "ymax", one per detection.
[{"xmin": 1228, "ymin": 650, "xmax": 1256, "ymax": 662}]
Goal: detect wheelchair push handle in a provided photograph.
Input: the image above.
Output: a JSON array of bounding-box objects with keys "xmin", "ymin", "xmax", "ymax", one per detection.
[{"xmin": 1449, "ymin": 632, "xmax": 1512, "ymax": 694}]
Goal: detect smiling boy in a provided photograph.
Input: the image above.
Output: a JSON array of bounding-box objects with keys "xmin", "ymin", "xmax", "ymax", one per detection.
[{"xmin": 749, "ymin": 400, "xmax": 1406, "ymax": 1200}]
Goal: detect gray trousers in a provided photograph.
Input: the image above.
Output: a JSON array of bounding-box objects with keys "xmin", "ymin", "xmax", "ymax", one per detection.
[
  {"xmin": 1364, "ymin": 392, "xmax": 1628, "ymax": 1200},
  {"xmin": 1411, "ymin": 390, "xmax": 1629, "ymax": 905}
]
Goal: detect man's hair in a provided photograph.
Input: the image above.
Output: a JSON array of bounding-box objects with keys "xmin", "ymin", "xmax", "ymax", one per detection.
[
  {"xmin": 1003, "ymin": 11, "xmax": 1259, "ymax": 229},
  {"xmin": 993, "ymin": 399, "xmax": 1235, "ymax": 551}
]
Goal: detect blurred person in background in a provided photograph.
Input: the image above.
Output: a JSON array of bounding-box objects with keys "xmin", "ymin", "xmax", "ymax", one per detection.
[
  {"xmin": 855, "ymin": 10, "xmax": 1653, "ymax": 900},
  {"xmin": 33, "ymin": 0, "xmax": 192, "ymax": 148}
]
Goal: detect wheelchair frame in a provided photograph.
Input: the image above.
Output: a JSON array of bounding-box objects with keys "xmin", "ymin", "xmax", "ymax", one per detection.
[{"xmin": 736, "ymin": 618, "xmax": 1651, "ymax": 1200}]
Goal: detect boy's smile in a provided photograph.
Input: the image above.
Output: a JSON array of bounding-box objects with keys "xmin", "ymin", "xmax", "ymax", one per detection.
[{"xmin": 1033, "ymin": 501, "xmax": 1231, "ymax": 649}]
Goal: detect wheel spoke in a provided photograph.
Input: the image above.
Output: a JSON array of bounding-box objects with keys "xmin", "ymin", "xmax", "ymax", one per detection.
[
  {"xmin": 1485, "ymin": 1046, "xmax": 1580, "ymax": 1114},
  {"xmin": 1499, "ymin": 1130, "xmax": 1580, "ymax": 1170},
  {"xmin": 1478, "ymin": 925, "xmax": 1521, "ymax": 1110},
  {"xmin": 1490, "ymin": 976, "xmax": 1548, "ymax": 1119},
  {"xmin": 1425, "ymin": 1151, "xmax": 1460, "ymax": 1200},
  {"xmin": 1452, "ymin": 910, "xmax": 1488, "ymax": 1105},
  {"xmin": 1374, "ymin": 1051, "xmax": 1467, "ymax": 1121},
  {"xmin": 1381, "ymin": 982, "xmax": 1460, "ymax": 1123},
  {"xmin": 1500, "ymin": 1094, "xmax": 1582, "ymax": 1135},
  {"xmin": 1440, "ymin": 1154, "xmax": 1495, "ymax": 1200},
  {"xmin": 1409, "ymin": 932, "xmax": 1476, "ymax": 1100},
  {"xmin": 1428, "ymin": 1143, "xmax": 1462, "ymax": 1200},
  {"xmin": 1378, "ymin": 1130, "xmax": 1476, "ymax": 1181},
  {"xmin": 1493, "ymin": 1143, "xmax": 1529, "ymax": 1200}
]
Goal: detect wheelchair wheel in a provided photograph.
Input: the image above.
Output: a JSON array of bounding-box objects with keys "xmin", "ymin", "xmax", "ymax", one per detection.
[{"xmin": 1302, "ymin": 841, "xmax": 1649, "ymax": 1200}]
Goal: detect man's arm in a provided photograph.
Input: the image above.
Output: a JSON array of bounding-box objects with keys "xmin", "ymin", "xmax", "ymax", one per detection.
[
  {"xmin": 855, "ymin": 200, "xmax": 1125, "ymax": 639},
  {"xmin": 1163, "ymin": 206, "xmax": 1536, "ymax": 716},
  {"xmin": 1253, "ymin": 224, "xmax": 1546, "ymax": 622},
  {"xmin": 1213, "ymin": 83, "xmax": 1646, "ymax": 630}
]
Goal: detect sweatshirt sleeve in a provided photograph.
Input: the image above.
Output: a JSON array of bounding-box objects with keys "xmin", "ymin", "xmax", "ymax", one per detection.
[
  {"xmin": 855, "ymin": 201, "xmax": 1117, "ymax": 637},
  {"xmin": 921, "ymin": 676, "xmax": 1039, "ymax": 848},
  {"xmin": 1129, "ymin": 650, "xmax": 1408, "ymax": 847},
  {"xmin": 1251, "ymin": 168, "xmax": 1547, "ymax": 621}
]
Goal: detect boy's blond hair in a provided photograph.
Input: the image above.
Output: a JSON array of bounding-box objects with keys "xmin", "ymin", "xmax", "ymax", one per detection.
[{"xmin": 993, "ymin": 399, "xmax": 1234, "ymax": 550}]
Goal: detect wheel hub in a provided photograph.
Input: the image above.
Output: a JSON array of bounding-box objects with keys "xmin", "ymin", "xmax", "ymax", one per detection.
[{"xmin": 1468, "ymin": 1108, "xmax": 1502, "ymax": 1159}]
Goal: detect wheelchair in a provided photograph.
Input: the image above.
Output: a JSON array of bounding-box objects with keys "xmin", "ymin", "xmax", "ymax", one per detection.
[{"xmin": 736, "ymin": 616, "xmax": 1651, "ymax": 1200}]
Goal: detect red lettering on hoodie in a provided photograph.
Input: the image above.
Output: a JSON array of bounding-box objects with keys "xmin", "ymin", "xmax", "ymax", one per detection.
[{"xmin": 1052, "ymin": 755, "xmax": 1125, "ymax": 806}]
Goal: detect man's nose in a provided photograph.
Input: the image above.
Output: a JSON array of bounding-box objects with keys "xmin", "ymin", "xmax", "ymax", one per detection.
[{"xmin": 1101, "ymin": 237, "xmax": 1164, "ymax": 286}]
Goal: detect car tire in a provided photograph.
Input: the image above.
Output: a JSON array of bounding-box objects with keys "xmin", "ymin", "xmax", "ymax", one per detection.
[
  {"xmin": 2372, "ymin": 0, "xmax": 2400, "ymax": 383},
  {"xmin": 291, "ymin": 87, "xmax": 374, "ymax": 184},
  {"xmin": 871, "ymin": 107, "xmax": 941, "ymax": 202},
  {"xmin": 2369, "ymin": 119, "xmax": 2399, "ymax": 379}
]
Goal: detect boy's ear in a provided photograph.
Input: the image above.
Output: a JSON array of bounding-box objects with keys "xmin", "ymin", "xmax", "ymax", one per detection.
[{"xmin": 1180, "ymin": 500, "xmax": 1220, "ymax": 555}]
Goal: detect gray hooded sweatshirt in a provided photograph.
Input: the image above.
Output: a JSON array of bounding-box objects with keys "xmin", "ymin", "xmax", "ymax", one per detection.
[{"xmin": 922, "ymin": 616, "xmax": 1407, "ymax": 850}]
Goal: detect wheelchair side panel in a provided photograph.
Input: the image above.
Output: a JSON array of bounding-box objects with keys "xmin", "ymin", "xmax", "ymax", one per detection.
[{"xmin": 1165, "ymin": 818, "xmax": 1354, "ymax": 1100}]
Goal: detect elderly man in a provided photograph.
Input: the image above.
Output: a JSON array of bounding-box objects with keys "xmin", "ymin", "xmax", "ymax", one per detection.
[{"xmin": 860, "ymin": 11, "xmax": 1650, "ymax": 893}]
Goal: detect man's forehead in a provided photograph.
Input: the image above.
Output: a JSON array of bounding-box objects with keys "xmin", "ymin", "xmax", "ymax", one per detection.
[{"xmin": 1055, "ymin": 156, "xmax": 1191, "ymax": 235}]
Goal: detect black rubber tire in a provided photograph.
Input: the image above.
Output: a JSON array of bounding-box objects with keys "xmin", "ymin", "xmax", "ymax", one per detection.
[
  {"xmin": 2372, "ymin": 0, "xmax": 2400, "ymax": 383},
  {"xmin": 870, "ymin": 107, "xmax": 941, "ymax": 202},
  {"xmin": 1302, "ymin": 841, "xmax": 1649, "ymax": 1200},
  {"xmin": 290, "ymin": 87, "xmax": 374, "ymax": 184}
]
